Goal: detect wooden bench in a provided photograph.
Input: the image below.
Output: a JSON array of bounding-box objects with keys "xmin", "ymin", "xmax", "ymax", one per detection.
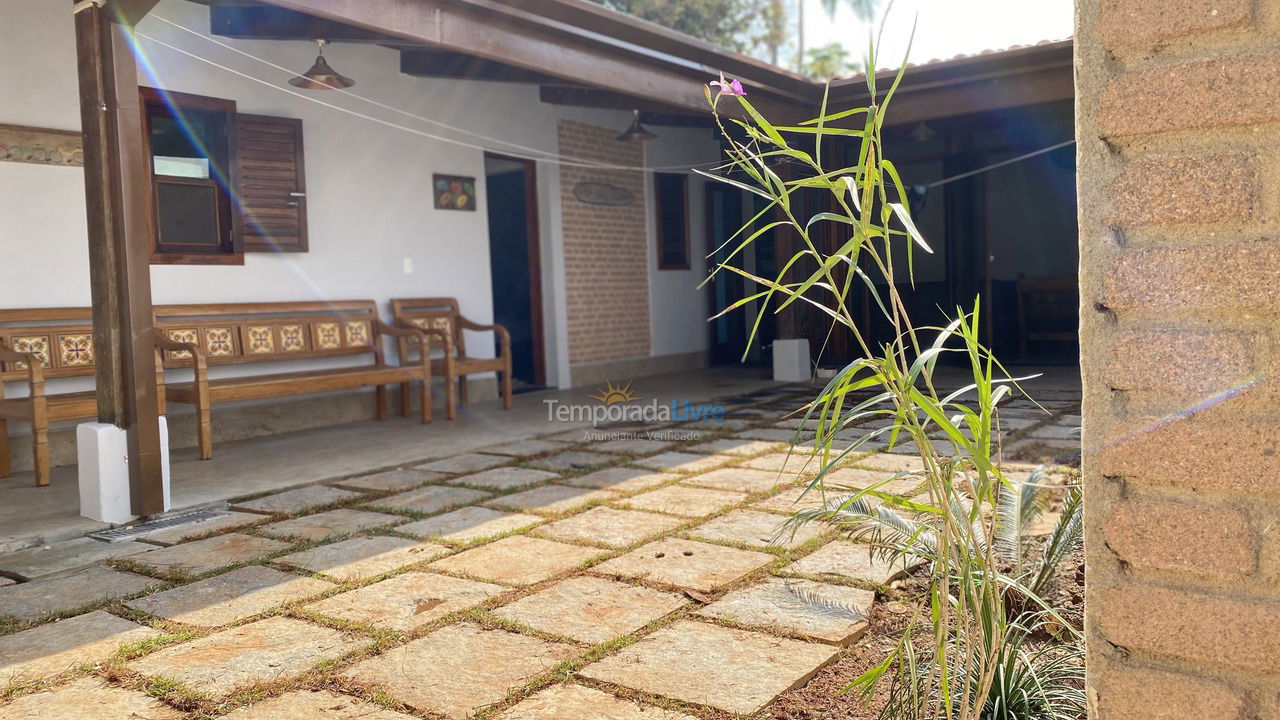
[
  {"xmin": 1016, "ymin": 275, "xmax": 1079, "ymax": 357},
  {"xmin": 155, "ymin": 301, "xmax": 432, "ymax": 461},
  {"xmin": 391, "ymin": 297, "xmax": 512, "ymax": 420},
  {"xmin": 0, "ymin": 308, "xmax": 200, "ymax": 487},
  {"xmin": 0, "ymin": 301, "xmax": 430, "ymax": 487}
]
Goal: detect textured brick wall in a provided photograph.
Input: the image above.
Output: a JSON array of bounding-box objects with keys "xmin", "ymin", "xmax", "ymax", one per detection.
[
  {"xmin": 556, "ymin": 119, "xmax": 652, "ymax": 367},
  {"xmin": 1078, "ymin": 0, "xmax": 1280, "ymax": 716}
]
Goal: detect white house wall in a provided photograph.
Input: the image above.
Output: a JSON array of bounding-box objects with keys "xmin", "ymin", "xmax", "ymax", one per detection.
[{"xmin": 0, "ymin": 0, "xmax": 723, "ymax": 396}]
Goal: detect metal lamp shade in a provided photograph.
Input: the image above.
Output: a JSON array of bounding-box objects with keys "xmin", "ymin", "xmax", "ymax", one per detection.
[
  {"xmin": 616, "ymin": 111, "xmax": 657, "ymax": 142},
  {"xmin": 289, "ymin": 46, "xmax": 355, "ymax": 90}
]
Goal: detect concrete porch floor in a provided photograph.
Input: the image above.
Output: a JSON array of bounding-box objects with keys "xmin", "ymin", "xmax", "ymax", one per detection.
[{"xmin": 0, "ymin": 367, "xmax": 783, "ymax": 553}]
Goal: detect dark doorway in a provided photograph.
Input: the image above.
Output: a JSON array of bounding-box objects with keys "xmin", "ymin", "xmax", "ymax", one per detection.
[
  {"xmin": 707, "ymin": 183, "xmax": 746, "ymax": 364},
  {"xmin": 484, "ymin": 153, "xmax": 545, "ymax": 391}
]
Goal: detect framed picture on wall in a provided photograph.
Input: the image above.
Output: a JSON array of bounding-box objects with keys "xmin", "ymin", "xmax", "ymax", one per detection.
[{"xmin": 434, "ymin": 174, "xmax": 476, "ymax": 211}]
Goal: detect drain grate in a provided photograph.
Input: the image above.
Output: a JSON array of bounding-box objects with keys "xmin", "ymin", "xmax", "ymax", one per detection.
[{"xmin": 88, "ymin": 509, "xmax": 223, "ymax": 543}]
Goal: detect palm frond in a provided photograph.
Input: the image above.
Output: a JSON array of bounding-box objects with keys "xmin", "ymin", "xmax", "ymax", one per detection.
[{"xmin": 1028, "ymin": 486, "xmax": 1083, "ymax": 597}]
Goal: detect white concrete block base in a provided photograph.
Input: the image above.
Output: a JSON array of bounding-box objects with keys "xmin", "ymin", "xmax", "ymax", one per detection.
[
  {"xmin": 772, "ymin": 339, "xmax": 812, "ymax": 382},
  {"xmin": 77, "ymin": 417, "xmax": 171, "ymax": 523}
]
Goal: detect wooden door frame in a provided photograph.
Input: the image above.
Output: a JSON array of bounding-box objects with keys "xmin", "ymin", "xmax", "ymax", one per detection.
[{"xmin": 484, "ymin": 152, "xmax": 546, "ymax": 387}]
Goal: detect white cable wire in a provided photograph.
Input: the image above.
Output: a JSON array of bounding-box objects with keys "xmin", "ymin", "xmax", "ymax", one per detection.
[
  {"xmin": 926, "ymin": 139, "xmax": 1074, "ymax": 188},
  {"xmin": 136, "ymin": 19, "xmax": 721, "ymax": 173}
]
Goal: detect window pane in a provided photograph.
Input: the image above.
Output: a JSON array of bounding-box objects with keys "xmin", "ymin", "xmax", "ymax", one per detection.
[
  {"xmin": 156, "ymin": 182, "xmax": 220, "ymax": 247},
  {"xmin": 149, "ymin": 111, "xmax": 218, "ymax": 179},
  {"xmin": 656, "ymin": 173, "xmax": 688, "ymax": 268}
]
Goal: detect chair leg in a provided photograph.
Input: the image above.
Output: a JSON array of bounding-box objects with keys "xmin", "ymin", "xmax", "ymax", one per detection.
[
  {"xmin": 444, "ymin": 374, "xmax": 457, "ymax": 421},
  {"xmin": 376, "ymin": 385, "xmax": 388, "ymax": 421},
  {"xmin": 32, "ymin": 422, "xmax": 49, "ymax": 488},
  {"xmin": 0, "ymin": 417, "xmax": 11, "ymax": 478},
  {"xmin": 197, "ymin": 405, "xmax": 213, "ymax": 461},
  {"xmin": 420, "ymin": 374, "xmax": 432, "ymax": 424},
  {"xmin": 502, "ymin": 363, "xmax": 513, "ymax": 411},
  {"xmin": 399, "ymin": 382, "xmax": 411, "ymax": 418},
  {"xmin": 458, "ymin": 375, "xmax": 469, "ymax": 406}
]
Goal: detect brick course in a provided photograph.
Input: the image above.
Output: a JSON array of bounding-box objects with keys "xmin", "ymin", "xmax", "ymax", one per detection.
[
  {"xmin": 556, "ymin": 120, "xmax": 652, "ymax": 366},
  {"xmin": 1106, "ymin": 154, "xmax": 1256, "ymax": 226},
  {"xmin": 1099, "ymin": 53, "xmax": 1280, "ymax": 137},
  {"xmin": 1100, "ymin": 0, "xmax": 1255, "ymax": 49},
  {"xmin": 1096, "ymin": 667, "xmax": 1246, "ymax": 720},
  {"xmin": 1102, "ymin": 498, "xmax": 1257, "ymax": 578}
]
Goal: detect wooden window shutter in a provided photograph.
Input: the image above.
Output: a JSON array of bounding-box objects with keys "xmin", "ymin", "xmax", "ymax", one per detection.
[{"xmin": 234, "ymin": 113, "xmax": 308, "ymax": 252}]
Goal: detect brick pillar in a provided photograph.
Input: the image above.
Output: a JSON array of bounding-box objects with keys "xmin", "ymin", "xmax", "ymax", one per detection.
[{"xmin": 1077, "ymin": 0, "xmax": 1280, "ymax": 717}]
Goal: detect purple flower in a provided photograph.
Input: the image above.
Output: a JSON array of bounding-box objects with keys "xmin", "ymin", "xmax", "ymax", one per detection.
[{"xmin": 710, "ymin": 71, "xmax": 746, "ymax": 97}]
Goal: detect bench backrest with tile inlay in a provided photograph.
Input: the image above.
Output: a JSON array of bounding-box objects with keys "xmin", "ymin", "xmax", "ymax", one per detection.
[
  {"xmin": 0, "ymin": 308, "xmax": 98, "ymax": 383},
  {"xmin": 388, "ymin": 297, "xmax": 466, "ymax": 356}
]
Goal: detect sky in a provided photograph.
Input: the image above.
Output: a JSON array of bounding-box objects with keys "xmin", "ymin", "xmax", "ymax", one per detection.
[{"xmin": 800, "ymin": 0, "xmax": 1075, "ymax": 73}]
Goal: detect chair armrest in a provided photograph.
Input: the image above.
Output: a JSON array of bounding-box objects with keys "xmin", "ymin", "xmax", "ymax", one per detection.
[
  {"xmin": 392, "ymin": 322, "xmax": 452, "ymax": 350},
  {"xmin": 457, "ymin": 315, "xmax": 511, "ymax": 354},
  {"xmin": 376, "ymin": 319, "xmax": 425, "ymax": 340},
  {"xmin": 152, "ymin": 331, "xmax": 207, "ymax": 369},
  {"xmin": 0, "ymin": 342, "xmax": 45, "ymax": 394}
]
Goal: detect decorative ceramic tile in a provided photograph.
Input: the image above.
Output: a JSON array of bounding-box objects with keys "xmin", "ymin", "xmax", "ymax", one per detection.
[
  {"xmin": 166, "ymin": 329, "xmax": 197, "ymax": 360},
  {"xmin": 279, "ymin": 324, "xmax": 306, "ymax": 352},
  {"xmin": 10, "ymin": 336, "xmax": 49, "ymax": 369},
  {"xmin": 57, "ymin": 334, "xmax": 93, "ymax": 367},
  {"xmin": 316, "ymin": 323, "xmax": 341, "ymax": 349},
  {"xmin": 204, "ymin": 328, "xmax": 235, "ymax": 357},
  {"xmin": 246, "ymin": 326, "xmax": 274, "ymax": 354},
  {"xmin": 344, "ymin": 321, "xmax": 371, "ymax": 347}
]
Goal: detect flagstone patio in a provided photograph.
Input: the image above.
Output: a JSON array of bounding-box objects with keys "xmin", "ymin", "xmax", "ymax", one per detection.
[{"xmin": 0, "ymin": 381, "xmax": 1081, "ymax": 719}]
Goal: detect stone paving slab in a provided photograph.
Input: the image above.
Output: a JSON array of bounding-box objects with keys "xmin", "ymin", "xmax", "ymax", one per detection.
[
  {"xmin": 751, "ymin": 486, "xmax": 833, "ymax": 514},
  {"xmin": 0, "ymin": 565, "xmax": 162, "ymax": 621},
  {"xmin": 683, "ymin": 467, "xmax": 787, "ymax": 494},
  {"xmin": 0, "ymin": 577, "xmax": 11, "ymax": 587},
  {"xmin": 562, "ymin": 467, "xmax": 674, "ymax": 493},
  {"xmin": 277, "ymin": 536, "xmax": 448, "ymax": 582},
  {"xmin": 632, "ymin": 452, "xmax": 728, "ymax": 474},
  {"xmin": 232, "ymin": 485, "xmax": 364, "ymax": 515},
  {"xmin": 497, "ymin": 682, "xmax": 697, "ymax": 720},
  {"xmin": 139, "ymin": 511, "xmax": 267, "ymax": 546},
  {"xmin": 687, "ymin": 509, "xmax": 822, "ymax": 550},
  {"xmin": 734, "ymin": 427, "xmax": 806, "ymax": 443},
  {"xmin": 591, "ymin": 538, "xmax": 772, "ymax": 592},
  {"xmin": 484, "ymin": 485, "xmax": 619, "ymax": 516},
  {"xmin": 536, "ymin": 507, "xmax": 685, "ymax": 548},
  {"xmin": 691, "ymin": 438, "xmax": 785, "ymax": 456},
  {"xmin": 694, "ymin": 577, "xmax": 874, "ymax": 645},
  {"xmin": 126, "ymin": 565, "xmax": 332, "ymax": 627},
  {"xmin": 344, "ymin": 623, "xmax": 578, "ymax": 719},
  {"xmin": 824, "ymin": 467, "xmax": 923, "ymax": 496},
  {"xmin": 0, "ymin": 677, "xmax": 184, "ymax": 720},
  {"xmin": 130, "ymin": 616, "xmax": 361, "ymax": 697},
  {"xmin": 1029, "ymin": 423, "xmax": 1081, "ymax": 441},
  {"xmin": 620, "ymin": 486, "xmax": 746, "ymax": 517},
  {"xmin": 780, "ymin": 541, "xmax": 905, "ymax": 585},
  {"xmin": 493, "ymin": 576, "xmax": 685, "ymax": 644},
  {"xmin": 399, "ymin": 506, "xmax": 542, "ymax": 543},
  {"xmin": 416, "ymin": 453, "xmax": 511, "ymax": 474},
  {"xmin": 259, "ymin": 508, "xmax": 405, "ymax": 541},
  {"xmin": 578, "ymin": 620, "xmax": 838, "ymax": 715},
  {"xmin": 850, "ymin": 453, "xmax": 925, "ymax": 474},
  {"xmin": 133, "ymin": 533, "xmax": 291, "ymax": 577},
  {"xmin": 0, "ymin": 610, "xmax": 159, "ymax": 685},
  {"xmin": 480, "ymin": 439, "xmax": 572, "ymax": 457},
  {"xmin": 527, "ymin": 450, "xmax": 617, "ymax": 472},
  {"xmin": 448, "ymin": 467, "xmax": 559, "ymax": 491},
  {"xmin": 331, "ymin": 468, "xmax": 449, "ymax": 493},
  {"xmin": 306, "ymin": 571, "xmax": 505, "ymax": 632},
  {"xmin": 0, "ymin": 538, "xmax": 151, "ymax": 580},
  {"xmin": 741, "ymin": 452, "xmax": 822, "ymax": 476},
  {"xmin": 591, "ymin": 438, "xmax": 674, "ymax": 455},
  {"xmin": 375, "ymin": 485, "xmax": 490, "ymax": 514},
  {"xmin": 884, "ymin": 437, "xmax": 954, "ymax": 455},
  {"xmin": 429, "ymin": 536, "xmax": 602, "ymax": 586},
  {"xmin": 683, "ymin": 418, "xmax": 750, "ymax": 430},
  {"xmin": 225, "ymin": 689, "xmax": 417, "ymax": 719}
]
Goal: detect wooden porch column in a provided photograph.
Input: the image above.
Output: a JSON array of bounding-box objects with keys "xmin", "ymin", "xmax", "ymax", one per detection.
[{"xmin": 74, "ymin": 0, "xmax": 165, "ymax": 515}]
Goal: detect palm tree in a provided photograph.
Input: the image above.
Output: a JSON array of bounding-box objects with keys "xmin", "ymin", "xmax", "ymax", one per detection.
[{"xmin": 797, "ymin": 0, "xmax": 881, "ymax": 73}]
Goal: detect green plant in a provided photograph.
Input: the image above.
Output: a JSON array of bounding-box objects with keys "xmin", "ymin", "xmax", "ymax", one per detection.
[{"xmin": 703, "ymin": 51, "xmax": 1082, "ymax": 720}]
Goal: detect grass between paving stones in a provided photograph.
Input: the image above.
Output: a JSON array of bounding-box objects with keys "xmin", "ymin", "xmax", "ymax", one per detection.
[{"xmin": 0, "ymin": 391, "xmax": 885, "ymax": 718}]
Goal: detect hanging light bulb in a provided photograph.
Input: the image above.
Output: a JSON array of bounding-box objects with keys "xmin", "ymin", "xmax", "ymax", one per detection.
[
  {"xmin": 616, "ymin": 110, "xmax": 658, "ymax": 143},
  {"xmin": 289, "ymin": 39, "xmax": 355, "ymax": 90}
]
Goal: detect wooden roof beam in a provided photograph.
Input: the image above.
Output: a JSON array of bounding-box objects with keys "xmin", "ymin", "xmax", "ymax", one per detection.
[{"xmin": 255, "ymin": 0, "xmax": 806, "ymax": 121}]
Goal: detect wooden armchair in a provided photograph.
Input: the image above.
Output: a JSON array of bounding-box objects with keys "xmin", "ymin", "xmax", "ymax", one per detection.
[
  {"xmin": 1016, "ymin": 275, "xmax": 1079, "ymax": 358},
  {"xmin": 390, "ymin": 298, "xmax": 512, "ymax": 420}
]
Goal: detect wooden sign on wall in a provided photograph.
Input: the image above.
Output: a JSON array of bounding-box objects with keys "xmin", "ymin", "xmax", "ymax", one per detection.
[{"xmin": 0, "ymin": 124, "xmax": 83, "ymax": 166}]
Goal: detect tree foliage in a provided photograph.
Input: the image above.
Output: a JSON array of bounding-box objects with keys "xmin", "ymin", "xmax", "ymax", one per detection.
[{"xmin": 590, "ymin": 0, "xmax": 784, "ymax": 58}]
